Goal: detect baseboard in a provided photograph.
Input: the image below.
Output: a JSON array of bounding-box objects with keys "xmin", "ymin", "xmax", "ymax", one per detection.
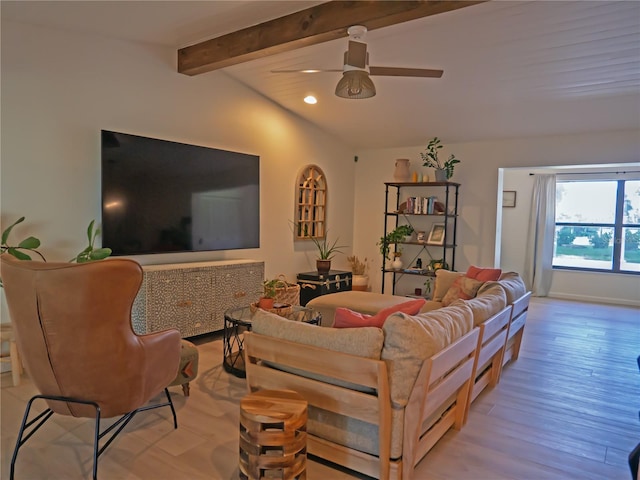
[{"xmin": 548, "ymin": 293, "xmax": 640, "ymax": 308}]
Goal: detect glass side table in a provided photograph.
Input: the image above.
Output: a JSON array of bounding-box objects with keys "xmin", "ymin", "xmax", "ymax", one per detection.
[{"xmin": 223, "ymin": 305, "xmax": 322, "ymax": 378}]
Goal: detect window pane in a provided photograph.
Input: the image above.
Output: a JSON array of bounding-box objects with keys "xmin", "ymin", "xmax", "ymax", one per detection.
[
  {"xmin": 553, "ymin": 226, "xmax": 614, "ymax": 269},
  {"xmin": 624, "ymin": 180, "xmax": 640, "ymax": 224},
  {"xmin": 556, "ymin": 181, "xmax": 617, "ymax": 223},
  {"xmin": 622, "ymin": 227, "xmax": 640, "ymax": 272}
]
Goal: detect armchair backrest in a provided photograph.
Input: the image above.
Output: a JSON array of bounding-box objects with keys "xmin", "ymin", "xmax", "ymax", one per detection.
[{"xmin": 1, "ymin": 255, "xmax": 179, "ymax": 418}]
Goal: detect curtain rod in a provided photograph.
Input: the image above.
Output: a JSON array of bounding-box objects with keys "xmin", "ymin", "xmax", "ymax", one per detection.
[{"xmin": 529, "ymin": 171, "xmax": 640, "ymax": 176}]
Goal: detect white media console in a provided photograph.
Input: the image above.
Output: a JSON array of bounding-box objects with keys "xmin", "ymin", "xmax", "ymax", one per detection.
[{"xmin": 131, "ymin": 260, "xmax": 265, "ymax": 338}]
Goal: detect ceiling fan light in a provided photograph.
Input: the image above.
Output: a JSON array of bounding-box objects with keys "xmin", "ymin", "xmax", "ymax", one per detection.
[{"xmin": 335, "ymin": 70, "xmax": 376, "ymax": 99}]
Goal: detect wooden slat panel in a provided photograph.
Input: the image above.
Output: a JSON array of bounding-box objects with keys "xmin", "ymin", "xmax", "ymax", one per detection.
[
  {"xmin": 477, "ymin": 331, "xmax": 508, "ymax": 369},
  {"xmin": 511, "ymin": 291, "xmax": 532, "ymax": 318},
  {"xmin": 245, "ymin": 363, "xmax": 381, "ymax": 424},
  {"xmin": 481, "ymin": 307, "xmax": 511, "ymax": 343},
  {"xmin": 424, "ymin": 357, "xmax": 475, "ymax": 416},
  {"xmin": 429, "ymin": 328, "xmax": 479, "ymax": 383},
  {"xmin": 245, "ymin": 332, "xmax": 381, "ymax": 388}
]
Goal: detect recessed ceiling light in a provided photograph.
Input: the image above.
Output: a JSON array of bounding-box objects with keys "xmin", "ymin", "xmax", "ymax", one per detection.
[{"xmin": 304, "ymin": 95, "xmax": 317, "ymax": 104}]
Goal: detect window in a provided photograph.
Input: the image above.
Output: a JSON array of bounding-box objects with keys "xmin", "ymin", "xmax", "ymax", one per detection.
[{"xmin": 554, "ymin": 179, "xmax": 640, "ymax": 273}]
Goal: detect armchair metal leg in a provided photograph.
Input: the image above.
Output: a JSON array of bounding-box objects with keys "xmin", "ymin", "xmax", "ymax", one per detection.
[{"xmin": 10, "ymin": 389, "xmax": 178, "ymax": 480}]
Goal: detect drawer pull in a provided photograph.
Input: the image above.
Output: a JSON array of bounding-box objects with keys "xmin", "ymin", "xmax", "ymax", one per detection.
[
  {"xmin": 234, "ymin": 291, "xmax": 246, "ymax": 298},
  {"xmin": 176, "ymin": 301, "xmax": 192, "ymax": 307}
]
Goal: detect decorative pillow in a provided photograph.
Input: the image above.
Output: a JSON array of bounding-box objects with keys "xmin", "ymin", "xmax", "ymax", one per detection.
[
  {"xmin": 466, "ymin": 265, "xmax": 502, "ymax": 282},
  {"xmin": 334, "ymin": 298, "xmax": 426, "ymax": 328},
  {"xmin": 441, "ymin": 276, "xmax": 484, "ymax": 306},
  {"xmin": 432, "ymin": 270, "xmax": 463, "ymax": 302}
]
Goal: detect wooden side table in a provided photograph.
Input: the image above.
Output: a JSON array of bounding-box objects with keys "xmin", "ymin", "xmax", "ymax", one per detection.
[{"xmin": 239, "ymin": 389, "xmax": 308, "ymax": 480}]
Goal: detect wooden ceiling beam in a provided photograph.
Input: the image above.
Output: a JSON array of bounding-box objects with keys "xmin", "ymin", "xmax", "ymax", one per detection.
[{"xmin": 177, "ymin": 0, "xmax": 486, "ymax": 76}]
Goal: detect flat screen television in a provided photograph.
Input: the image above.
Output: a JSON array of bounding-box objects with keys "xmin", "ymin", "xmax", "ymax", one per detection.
[{"xmin": 101, "ymin": 130, "xmax": 260, "ymax": 256}]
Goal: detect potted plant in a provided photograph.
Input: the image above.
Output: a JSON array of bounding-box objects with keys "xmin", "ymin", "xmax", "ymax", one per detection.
[
  {"xmin": 420, "ymin": 137, "xmax": 461, "ymax": 181},
  {"xmin": 291, "ymin": 222, "xmax": 346, "ymax": 274},
  {"xmin": 309, "ymin": 232, "xmax": 346, "ymax": 274},
  {"xmin": 378, "ymin": 225, "xmax": 415, "ymax": 260},
  {"xmin": 70, "ymin": 220, "xmax": 112, "ymax": 263},
  {"xmin": 258, "ymin": 279, "xmax": 279, "ymax": 309},
  {"xmin": 1, "ymin": 217, "xmax": 112, "ymax": 287},
  {"xmin": 1, "ymin": 217, "xmax": 45, "ymax": 262},
  {"xmin": 347, "ymin": 255, "xmax": 369, "ymax": 291}
]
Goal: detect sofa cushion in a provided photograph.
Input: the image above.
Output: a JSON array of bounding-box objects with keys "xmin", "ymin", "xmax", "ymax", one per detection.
[
  {"xmin": 453, "ymin": 285, "xmax": 507, "ymax": 326},
  {"xmin": 251, "ymin": 309, "xmax": 384, "ymax": 359},
  {"xmin": 334, "ymin": 298, "xmax": 426, "ymax": 328},
  {"xmin": 307, "ymin": 291, "xmax": 413, "ymax": 326},
  {"xmin": 432, "ymin": 270, "xmax": 464, "ymax": 302},
  {"xmin": 478, "ymin": 272, "xmax": 527, "ymax": 304},
  {"xmin": 381, "ymin": 304, "xmax": 474, "ymax": 408},
  {"xmin": 466, "ymin": 265, "xmax": 502, "ymax": 282},
  {"xmin": 418, "ymin": 300, "xmax": 443, "ymax": 313},
  {"xmin": 441, "ymin": 276, "xmax": 484, "ymax": 306}
]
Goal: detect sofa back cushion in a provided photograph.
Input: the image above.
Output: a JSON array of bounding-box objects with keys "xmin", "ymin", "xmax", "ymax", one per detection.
[
  {"xmin": 381, "ymin": 304, "xmax": 474, "ymax": 408},
  {"xmin": 478, "ymin": 272, "xmax": 527, "ymax": 304},
  {"xmin": 251, "ymin": 309, "xmax": 384, "ymax": 359},
  {"xmin": 453, "ymin": 284, "xmax": 507, "ymax": 326},
  {"xmin": 432, "ymin": 269, "xmax": 464, "ymax": 302}
]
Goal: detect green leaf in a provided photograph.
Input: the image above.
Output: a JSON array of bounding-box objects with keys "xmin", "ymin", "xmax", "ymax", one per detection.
[
  {"xmin": 86, "ymin": 220, "xmax": 95, "ymax": 245},
  {"xmin": 89, "ymin": 248, "xmax": 112, "ymax": 260},
  {"xmin": 8, "ymin": 248, "xmax": 31, "ymax": 261},
  {"xmin": 17, "ymin": 236, "xmax": 41, "ymax": 249},
  {"xmin": 2, "ymin": 217, "xmax": 25, "ymax": 245}
]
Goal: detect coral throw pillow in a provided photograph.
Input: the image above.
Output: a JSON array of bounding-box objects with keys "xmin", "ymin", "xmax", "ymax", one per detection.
[
  {"xmin": 466, "ymin": 266, "xmax": 502, "ymax": 282},
  {"xmin": 442, "ymin": 276, "xmax": 484, "ymax": 307},
  {"xmin": 334, "ymin": 298, "xmax": 426, "ymax": 328}
]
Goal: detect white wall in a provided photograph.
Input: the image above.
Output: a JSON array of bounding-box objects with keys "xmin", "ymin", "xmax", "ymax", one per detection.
[
  {"xmin": 0, "ymin": 21, "xmax": 356, "ymax": 323},
  {"xmin": 355, "ymin": 131, "xmax": 640, "ymax": 305}
]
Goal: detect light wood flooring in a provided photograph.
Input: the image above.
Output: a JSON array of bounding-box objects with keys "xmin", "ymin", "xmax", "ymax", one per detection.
[{"xmin": 1, "ymin": 297, "xmax": 639, "ymax": 479}]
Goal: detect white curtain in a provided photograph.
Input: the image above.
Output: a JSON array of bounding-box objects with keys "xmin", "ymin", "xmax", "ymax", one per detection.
[{"xmin": 524, "ymin": 174, "xmax": 556, "ymax": 296}]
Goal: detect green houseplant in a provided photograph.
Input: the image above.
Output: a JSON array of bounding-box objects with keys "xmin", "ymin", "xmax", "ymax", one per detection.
[
  {"xmin": 420, "ymin": 137, "xmax": 461, "ymax": 181},
  {"xmin": 378, "ymin": 225, "xmax": 415, "ymax": 260},
  {"xmin": 1, "ymin": 217, "xmax": 46, "ymax": 261},
  {"xmin": 293, "ymin": 222, "xmax": 347, "ymax": 274},
  {"xmin": 70, "ymin": 220, "xmax": 112, "ymax": 263},
  {"xmin": 258, "ymin": 278, "xmax": 280, "ymax": 309}
]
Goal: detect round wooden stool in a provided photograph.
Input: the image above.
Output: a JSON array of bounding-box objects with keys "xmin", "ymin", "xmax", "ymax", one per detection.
[{"xmin": 239, "ymin": 389, "xmax": 307, "ymax": 480}]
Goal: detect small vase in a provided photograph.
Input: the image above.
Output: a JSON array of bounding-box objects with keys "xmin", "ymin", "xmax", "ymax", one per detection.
[
  {"xmin": 393, "ymin": 159, "xmax": 411, "ymax": 182},
  {"xmin": 435, "ymin": 169, "xmax": 448, "ymax": 182},
  {"xmin": 391, "ymin": 256, "xmax": 403, "ymax": 270},
  {"xmin": 352, "ymin": 274, "xmax": 369, "ymax": 291},
  {"xmin": 316, "ymin": 259, "xmax": 331, "ymax": 274}
]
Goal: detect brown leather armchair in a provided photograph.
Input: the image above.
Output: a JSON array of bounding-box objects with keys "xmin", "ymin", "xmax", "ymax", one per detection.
[{"xmin": 1, "ymin": 255, "xmax": 181, "ymax": 480}]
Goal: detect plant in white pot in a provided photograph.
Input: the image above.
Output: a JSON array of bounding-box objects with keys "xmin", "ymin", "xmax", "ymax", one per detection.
[
  {"xmin": 420, "ymin": 137, "xmax": 461, "ymax": 181},
  {"xmin": 347, "ymin": 255, "xmax": 369, "ymax": 291}
]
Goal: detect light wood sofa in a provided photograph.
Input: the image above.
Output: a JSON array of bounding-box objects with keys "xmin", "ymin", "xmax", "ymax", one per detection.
[{"xmin": 243, "ymin": 273, "xmax": 530, "ymax": 480}]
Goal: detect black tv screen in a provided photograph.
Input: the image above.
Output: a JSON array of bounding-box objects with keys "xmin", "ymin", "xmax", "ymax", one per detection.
[{"xmin": 101, "ymin": 130, "xmax": 260, "ymax": 256}]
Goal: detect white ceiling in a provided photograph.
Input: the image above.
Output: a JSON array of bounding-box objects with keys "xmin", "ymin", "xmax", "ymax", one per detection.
[{"xmin": 3, "ymin": 0, "xmax": 640, "ymax": 148}]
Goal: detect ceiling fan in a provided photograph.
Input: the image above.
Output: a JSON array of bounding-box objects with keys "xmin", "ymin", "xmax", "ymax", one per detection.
[{"xmin": 271, "ymin": 25, "xmax": 444, "ymax": 99}]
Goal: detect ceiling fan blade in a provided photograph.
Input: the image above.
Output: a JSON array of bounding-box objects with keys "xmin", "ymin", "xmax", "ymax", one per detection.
[
  {"xmin": 346, "ymin": 40, "xmax": 367, "ymax": 68},
  {"xmin": 369, "ymin": 67, "xmax": 444, "ymax": 78},
  {"xmin": 270, "ymin": 69, "xmax": 342, "ymax": 73}
]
